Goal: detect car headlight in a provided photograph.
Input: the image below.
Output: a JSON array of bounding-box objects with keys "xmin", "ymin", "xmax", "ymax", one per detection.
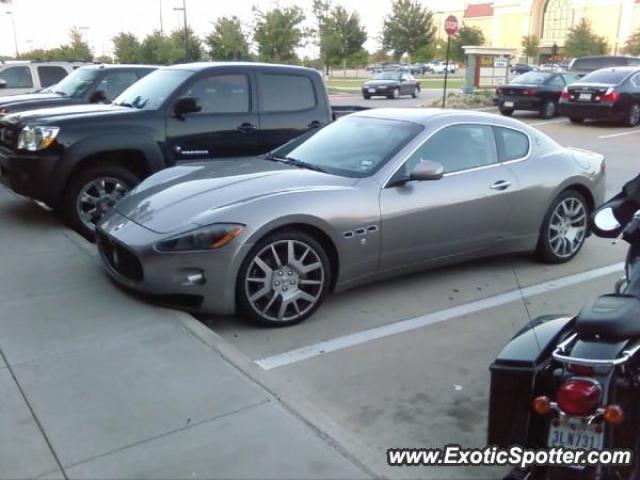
[
  {"xmin": 17, "ymin": 126, "xmax": 60, "ymax": 151},
  {"xmin": 155, "ymin": 223, "xmax": 245, "ymax": 252}
]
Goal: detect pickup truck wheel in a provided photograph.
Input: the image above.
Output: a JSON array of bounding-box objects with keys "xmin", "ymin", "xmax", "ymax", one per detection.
[{"xmin": 63, "ymin": 163, "xmax": 139, "ymax": 240}]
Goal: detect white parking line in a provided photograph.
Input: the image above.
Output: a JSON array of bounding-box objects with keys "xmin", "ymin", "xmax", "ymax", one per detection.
[
  {"xmin": 255, "ymin": 262, "xmax": 624, "ymax": 370},
  {"xmin": 529, "ymin": 118, "xmax": 567, "ymax": 127},
  {"xmin": 598, "ymin": 129, "xmax": 640, "ymax": 140}
]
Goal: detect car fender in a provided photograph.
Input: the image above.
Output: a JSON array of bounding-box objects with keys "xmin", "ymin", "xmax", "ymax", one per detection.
[{"xmin": 48, "ymin": 132, "xmax": 165, "ymax": 206}]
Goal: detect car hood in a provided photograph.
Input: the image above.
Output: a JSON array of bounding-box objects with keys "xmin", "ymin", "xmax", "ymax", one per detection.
[
  {"xmin": 364, "ymin": 80, "xmax": 400, "ymax": 87},
  {"xmin": 1, "ymin": 103, "xmax": 134, "ymax": 127},
  {"xmin": 0, "ymin": 93, "xmax": 73, "ymax": 112},
  {"xmin": 115, "ymin": 158, "xmax": 359, "ymax": 234}
]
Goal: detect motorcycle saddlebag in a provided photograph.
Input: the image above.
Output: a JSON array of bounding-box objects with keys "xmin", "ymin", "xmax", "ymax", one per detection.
[{"xmin": 487, "ymin": 315, "xmax": 573, "ymax": 448}]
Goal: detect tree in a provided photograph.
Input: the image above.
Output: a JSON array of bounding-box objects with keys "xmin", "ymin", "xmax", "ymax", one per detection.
[
  {"xmin": 325, "ymin": 6, "xmax": 367, "ymax": 70},
  {"xmin": 369, "ymin": 49, "xmax": 391, "ymax": 64},
  {"xmin": 450, "ymin": 25, "xmax": 485, "ymax": 63},
  {"xmin": 564, "ymin": 19, "xmax": 608, "ymax": 58},
  {"xmin": 95, "ymin": 55, "xmax": 113, "ymax": 64},
  {"xmin": 170, "ymin": 27, "xmax": 202, "ymax": 62},
  {"xmin": 58, "ymin": 27, "xmax": 93, "ymax": 61},
  {"xmin": 139, "ymin": 30, "xmax": 181, "ymax": 65},
  {"xmin": 312, "ymin": 0, "xmax": 334, "ymax": 74},
  {"xmin": 206, "ymin": 16, "xmax": 250, "ymax": 60},
  {"xmin": 624, "ymin": 29, "xmax": 640, "ymax": 56},
  {"xmin": 521, "ymin": 35, "xmax": 540, "ymax": 62},
  {"xmin": 382, "ymin": 0, "xmax": 436, "ymax": 60},
  {"xmin": 253, "ymin": 6, "xmax": 305, "ymax": 63},
  {"xmin": 112, "ymin": 32, "xmax": 141, "ymax": 64}
]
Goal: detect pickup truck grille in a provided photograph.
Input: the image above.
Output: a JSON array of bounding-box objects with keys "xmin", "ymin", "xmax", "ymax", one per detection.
[{"xmin": 0, "ymin": 124, "xmax": 17, "ymax": 150}]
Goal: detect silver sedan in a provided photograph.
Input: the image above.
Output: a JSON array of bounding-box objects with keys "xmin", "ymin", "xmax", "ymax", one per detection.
[{"xmin": 96, "ymin": 109, "xmax": 606, "ymax": 326}]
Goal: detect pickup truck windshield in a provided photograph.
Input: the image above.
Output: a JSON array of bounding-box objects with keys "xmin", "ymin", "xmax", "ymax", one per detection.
[
  {"xmin": 46, "ymin": 69, "xmax": 97, "ymax": 97},
  {"xmin": 113, "ymin": 69, "xmax": 191, "ymax": 110},
  {"xmin": 283, "ymin": 116, "xmax": 422, "ymax": 178}
]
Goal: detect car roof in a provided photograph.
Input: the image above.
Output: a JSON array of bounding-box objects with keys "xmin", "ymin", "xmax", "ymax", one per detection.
[
  {"xmin": 164, "ymin": 61, "xmax": 317, "ymax": 73},
  {"xmin": 77, "ymin": 64, "xmax": 157, "ymax": 71}
]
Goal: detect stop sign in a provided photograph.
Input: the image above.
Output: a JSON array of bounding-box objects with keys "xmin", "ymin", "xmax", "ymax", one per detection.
[{"xmin": 444, "ymin": 15, "xmax": 459, "ymax": 36}]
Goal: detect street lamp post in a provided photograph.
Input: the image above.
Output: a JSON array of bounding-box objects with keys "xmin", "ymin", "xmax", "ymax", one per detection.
[
  {"xmin": 173, "ymin": 0, "xmax": 188, "ymax": 60},
  {"xmin": 6, "ymin": 11, "xmax": 18, "ymax": 59}
]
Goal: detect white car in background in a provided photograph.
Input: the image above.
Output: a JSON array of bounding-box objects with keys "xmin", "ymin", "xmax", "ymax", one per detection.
[
  {"xmin": 429, "ymin": 61, "xmax": 458, "ymax": 74},
  {"xmin": 0, "ymin": 61, "xmax": 77, "ymax": 96}
]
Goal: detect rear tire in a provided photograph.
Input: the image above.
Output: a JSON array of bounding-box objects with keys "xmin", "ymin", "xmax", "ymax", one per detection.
[
  {"xmin": 569, "ymin": 117, "xmax": 584, "ymax": 124},
  {"xmin": 623, "ymin": 103, "xmax": 640, "ymax": 127},
  {"xmin": 540, "ymin": 100, "xmax": 557, "ymax": 119},
  {"xmin": 62, "ymin": 162, "xmax": 139, "ymax": 241},
  {"xmin": 536, "ymin": 190, "xmax": 589, "ymax": 264},
  {"xmin": 499, "ymin": 107, "xmax": 514, "ymax": 116},
  {"xmin": 363, "ymin": 95, "xmax": 371, "ymax": 100}
]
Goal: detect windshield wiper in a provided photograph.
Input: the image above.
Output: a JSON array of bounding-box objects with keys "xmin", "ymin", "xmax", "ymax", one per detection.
[
  {"xmin": 114, "ymin": 101, "xmax": 134, "ymax": 108},
  {"xmin": 261, "ymin": 153, "xmax": 327, "ymax": 173},
  {"xmin": 52, "ymin": 90, "xmax": 68, "ymax": 97}
]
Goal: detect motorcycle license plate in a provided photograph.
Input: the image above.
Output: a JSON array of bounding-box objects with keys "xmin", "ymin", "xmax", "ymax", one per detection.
[
  {"xmin": 548, "ymin": 419, "xmax": 603, "ymax": 450},
  {"xmin": 579, "ymin": 93, "xmax": 592, "ymax": 101},
  {"xmin": 503, "ymin": 101, "xmax": 514, "ymax": 108},
  {"xmin": 368, "ymin": 88, "xmax": 376, "ymax": 93}
]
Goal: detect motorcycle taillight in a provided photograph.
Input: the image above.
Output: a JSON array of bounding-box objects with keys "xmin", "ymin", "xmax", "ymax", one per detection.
[{"xmin": 556, "ymin": 378, "xmax": 602, "ymax": 416}]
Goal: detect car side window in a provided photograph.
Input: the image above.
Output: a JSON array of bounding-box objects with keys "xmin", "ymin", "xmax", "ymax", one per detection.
[
  {"xmin": 549, "ymin": 76, "xmax": 565, "ymax": 87},
  {"xmin": 631, "ymin": 74, "xmax": 640, "ymax": 88},
  {"xmin": 494, "ymin": 127, "xmax": 529, "ymax": 162},
  {"xmin": 37, "ymin": 66, "xmax": 68, "ymax": 87},
  {"xmin": 259, "ymin": 73, "xmax": 316, "ymax": 112},
  {"xmin": 562, "ymin": 73, "xmax": 579, "ymax": 84},
  {"xmin": 0, "ymin": 66, "xmax": 33, "ymax": 88},
  {"xmin": 97, "ymin": 71, "xmax": 140, "ymax": 101},
  {"xmin": 404, "ymin": 124, "xmax": 498, "ymax": 175},
  {"xmin": 184, "ymin": 74, "xmax": 250, "ymax": 114}
]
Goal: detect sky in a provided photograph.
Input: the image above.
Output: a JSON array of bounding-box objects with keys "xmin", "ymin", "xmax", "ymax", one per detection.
[{"xmin": 0, "ymin": 0, "xmax": 459, "ymax": 58}]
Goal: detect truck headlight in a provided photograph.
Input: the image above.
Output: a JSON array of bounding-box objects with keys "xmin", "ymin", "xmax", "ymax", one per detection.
[
  {"xmin": 17, "ymin": 126, "xmax": 60, "ymax": 151},
  {"xmin": 155, "ymin": 223, "xmax": 245, "ymax": 252}
]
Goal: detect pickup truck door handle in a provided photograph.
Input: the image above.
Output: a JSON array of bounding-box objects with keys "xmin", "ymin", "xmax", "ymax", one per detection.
[
  {"xmin": 237, "ymin": 122, "xmax": 258, "ymax": 133},
  {"xmin": 308, "ymin": 120, "xmax": 323, "ymax": 129},
  {"xmin": 490, "ymin": 180, "xmax": 512, "ymax": 191}
]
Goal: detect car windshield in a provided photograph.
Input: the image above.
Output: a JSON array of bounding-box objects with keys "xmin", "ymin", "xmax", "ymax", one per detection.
[
  {"xmin": 273, "ymin": 116, "xmax": 422, "ymax": 178},
  {"xmin": 45, "ymin": 68, "xmax": 97, "ymax": 97},
  {"xmin": 512, "ymin": 72, "xmax": 552, "ymax": 84},
  {"xmin": 374, "ymin": 72, "xmax": 401, "ymax": 81},
  {"xmin": 113, "ymin": 69, "xmax": 191, "ymax": 110},
  {"xmin": 580, "ymin": 69, "xmax": 629, "ymax": 84}
]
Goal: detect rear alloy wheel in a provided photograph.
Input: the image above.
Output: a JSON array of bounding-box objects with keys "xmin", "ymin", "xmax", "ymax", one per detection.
[
  {"xmin": 537, "ymin": 190, "xmax": 589, "ymax": 263},
  {"xmin": 540, "ymin": 100, "xmax": 557, "ymax": 119},
  {"xmin": 238, "ymin": 230, "xmax": 331, "ymax": 327},
  {"xmin": 499, "ymin": 107, "xmax": 514, "ymax": 116},
  {"xmin": 569, "ymin": 117, "xmax": 584, "ymax": 124},
  {"xmin": 63, "ymin": 163, "xmax": 138, "ymax": 240},
  {"xmin": 624, "ymin": 103, "xmax": 640, "ymax": 127}
]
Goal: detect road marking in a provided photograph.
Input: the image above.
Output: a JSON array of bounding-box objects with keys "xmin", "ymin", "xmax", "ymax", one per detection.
[
  {"xmin": 255, "ymin": 262, "xmax": 624, "ymax": 370},
  {"xmin": 598, "ymin": 129, "xmax": 640, "ymax": 140},
  {"xmin": 529, "ymin": 118, "xmax": 567, "ymax": 127}
]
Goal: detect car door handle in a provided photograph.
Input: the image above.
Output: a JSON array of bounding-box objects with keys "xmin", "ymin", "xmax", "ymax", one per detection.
[
  {"xmin": 308, "ymin": 120, "xmax": 323, "ymax": 129},
  {"xmin": 237, "ymin": 122, "xmax": 258, "ymax": 133},
  {"xmin": 490, "ymin": 180, "xmax": 512, "ymax": 191}
]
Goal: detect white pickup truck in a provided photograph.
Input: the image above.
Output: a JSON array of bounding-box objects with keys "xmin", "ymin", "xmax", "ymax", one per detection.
[{"xmin": 0, "ymin": 62, "xmax": 77, "ymax": 96}]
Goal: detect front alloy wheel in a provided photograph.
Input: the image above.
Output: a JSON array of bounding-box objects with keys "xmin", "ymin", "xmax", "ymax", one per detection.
[
  {"xmin": 537, "ymin": 190, "xmax": 588, "ymax": 263},
  {"xmin": 238, "ymin": 231, "xmax": 331, "ymax": 326}
]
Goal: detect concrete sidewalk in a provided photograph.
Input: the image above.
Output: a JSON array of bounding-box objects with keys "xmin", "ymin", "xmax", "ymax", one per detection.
[{"xmin": 0, "ymin": 185, "xmax": 367, "ymax": 480}]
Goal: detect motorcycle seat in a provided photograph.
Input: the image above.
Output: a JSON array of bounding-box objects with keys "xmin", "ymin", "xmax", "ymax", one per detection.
[{"xmin": 576, "ymin": 294, "xmax": 640, "ymax": 340}]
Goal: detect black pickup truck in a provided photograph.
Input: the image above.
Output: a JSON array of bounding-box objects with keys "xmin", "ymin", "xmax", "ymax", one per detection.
[
  {"xmin": 0, "ymin": 64, "xmax": 156, "ymax": 116},
  {"xmin": 0, "ymin": 62, "xmax": 354, "ymax": 238}
]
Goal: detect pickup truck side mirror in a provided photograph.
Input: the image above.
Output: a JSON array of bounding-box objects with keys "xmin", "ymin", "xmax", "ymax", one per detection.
[
  {"xmin": 89, "ymin": 89, "xmax": 107, "ymax": 103},
  {"xmin": 0, "ymin": 79, "xmax": 6, "ymax": 89},
  {"xmin": 410, "ymin": 160, "xmax": 444, "ymax": 181},
  {"xmin": 173, "ymin": 97, "xmax": 201, "ymax": 119}
]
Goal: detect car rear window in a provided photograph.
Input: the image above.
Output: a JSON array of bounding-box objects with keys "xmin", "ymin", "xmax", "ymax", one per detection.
[
  {"xmin": 37, "ymin": 66, "xmax": 68, "ymax": 87},
  {"xmin": 494, "ymin": 127, "xmax": 529, "ymax": 162},
  {"xmin": 512, "ymin": 72, "xmax": 552, "ymax": 84},
  {"xmin": 580, "ymin": 69, "xmax": 629, "ymax": 84},
  {"xmin": 259, "ymin": 73, "xmax": 316, "ymax": 112}
]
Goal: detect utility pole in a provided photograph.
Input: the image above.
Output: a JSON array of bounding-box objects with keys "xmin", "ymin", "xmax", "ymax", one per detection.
[
  {"xmin": 174, "ymin": 0, "xmax": 188, "ymax": 60},
  {"xmin": 159, "ymin": 0, "xmax": 164, "ymax": 32},
  {"xmin": 6, "ymin": 11, "xmax": 18, "ymax": 59}
]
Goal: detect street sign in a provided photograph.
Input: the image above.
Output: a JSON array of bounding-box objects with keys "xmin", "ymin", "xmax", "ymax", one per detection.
[{"xmin": 445, "ymin": 15, "xmax": 459, "ymax": 37}]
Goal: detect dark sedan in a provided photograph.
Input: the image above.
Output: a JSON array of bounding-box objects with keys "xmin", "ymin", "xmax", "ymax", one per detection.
[
  {"xmin": 495, "ymin": 71, "xmax": 579, "ymax": 119},
  {"xmin": 362, "ymin": 72, "xmax": 420, "ymax": 99},
  {"xmin": 559, "ymin": 66, "xmax": 640, "ymax": 126},
  {"xmin": 0, "ymin": 64, "xmax": 156, "ymax": 117}
]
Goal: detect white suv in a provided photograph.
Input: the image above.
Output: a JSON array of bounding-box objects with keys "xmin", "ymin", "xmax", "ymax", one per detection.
[{"xmin": 0, "ymin": 62, "xmax": 77, "ymax": 96}]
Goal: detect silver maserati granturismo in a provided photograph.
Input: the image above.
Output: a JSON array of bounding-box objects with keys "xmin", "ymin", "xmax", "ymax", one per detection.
[{"xmin": 96, "ymin": 109, "xmax": 606, "ymax": 326}]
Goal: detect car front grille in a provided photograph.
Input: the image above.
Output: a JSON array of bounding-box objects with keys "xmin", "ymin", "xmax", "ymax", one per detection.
[
  {"xmin": 0, "ymin": 124, "xmax": 17, "ymax": 149},
  {"xmin": 97, "ymin": 230, "xmax": 144, "ymax": 282}
]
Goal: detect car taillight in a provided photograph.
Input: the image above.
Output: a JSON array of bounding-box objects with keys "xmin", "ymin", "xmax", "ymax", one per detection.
[
  {"xmin": 523, "ymin": 88, "xmax": 537, "ymax": 96},
  {"xmin": 556, "ymin": 378, "xmax": 602, "ymax": 416},
  {"xmin": 601, "ymin": 87, "xmax": 620, "ymax": 103},
  {"xmin": 560, "ymin": 87, "xmax": 571, "ymax": 100}
]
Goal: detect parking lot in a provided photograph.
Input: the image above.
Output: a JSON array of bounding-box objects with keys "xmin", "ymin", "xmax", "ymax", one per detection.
[{"xmin": 2, "ymin": 109, "xmax": 639, "ymax": 479}]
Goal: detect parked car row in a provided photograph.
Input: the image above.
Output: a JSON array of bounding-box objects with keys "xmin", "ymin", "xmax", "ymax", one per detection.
[{"xmin": 0, "ymin": 60, "xmax": 606, "ymax": 327}]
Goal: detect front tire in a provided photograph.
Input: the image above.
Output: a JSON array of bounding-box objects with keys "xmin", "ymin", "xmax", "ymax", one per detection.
[
  {"xmin": 390, "ymin": 88, "xmax": 400, "ymax": 99},
  {"xmin": 540, "ymin": 100, "xmax": 557, "ymax": 119},
  {"xmin": 237, "ymin": 230, "xmax": 332, "ymax": 327},
  {"xmin": 62, "ymin": 162, "xmax": 138, "ymax": 240},
  {"xmin": 411, "ymin": 87, "xmax": 420, "ymax": 98},
  {"xmin": 536, "ymin": 190, "xmax": 589, "ymax": 264}
]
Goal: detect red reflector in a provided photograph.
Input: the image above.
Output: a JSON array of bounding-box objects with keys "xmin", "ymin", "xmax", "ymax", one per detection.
[
  {"xmin": 569, "ymin": 363, "xmax": 595, "ymax": 376},
  {"xmin": 557, "ymin": 378, "xmax": 602, "ymax": 416},
  {"xmin": 524, "ymin": 88, "xmax": 537, "ymax": 96}
]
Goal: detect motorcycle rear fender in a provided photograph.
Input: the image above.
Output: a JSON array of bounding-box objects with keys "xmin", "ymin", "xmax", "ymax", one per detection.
[{"xmin": 488, "ymin": 315, "xmax": 574, "ymax": 448}]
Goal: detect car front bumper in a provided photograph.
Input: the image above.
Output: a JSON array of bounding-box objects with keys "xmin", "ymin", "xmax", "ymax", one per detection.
[
  {"xmin": 0, "ymin": 146, "xmax": 59, "ymax": 204},
  {"xmin": 96, "ymin": 210, "xmax": 253, "ymax": 316},
  {"xmin": 362, "ymin": 86, "xmax": 395, "ymax": 96}
]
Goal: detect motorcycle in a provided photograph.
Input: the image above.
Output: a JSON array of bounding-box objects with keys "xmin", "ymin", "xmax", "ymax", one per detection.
[{"xmin": 488, "ymin": 175, "xmax": 640, "ymax": 480}]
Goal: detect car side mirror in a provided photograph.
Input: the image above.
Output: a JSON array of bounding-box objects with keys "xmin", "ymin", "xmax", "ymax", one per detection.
[
  {"xmin": 410, "ymin": 160, "xmax": 444, "ymax": 181},
  {"xmin": 173, "ymin": 97, "xmax": 201, "ymax": 119},
  {"xmin": 0, "ymin": 79, "xmax": 6, "ymax": 89},
  {"xmin": 89, "ymin": 89, "xmax": 107, "ymax": 103}
]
